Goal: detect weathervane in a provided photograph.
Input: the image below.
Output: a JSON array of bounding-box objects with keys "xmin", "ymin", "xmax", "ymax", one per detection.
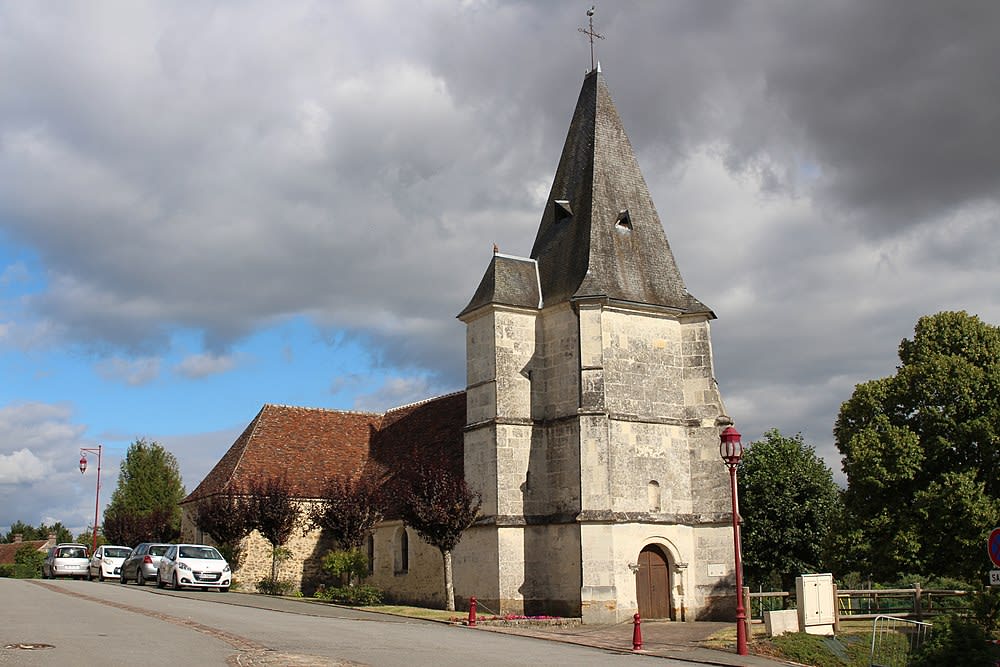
[{"xmin": 578, "ymin": 6, "xmax": 604, "ymax": 72}]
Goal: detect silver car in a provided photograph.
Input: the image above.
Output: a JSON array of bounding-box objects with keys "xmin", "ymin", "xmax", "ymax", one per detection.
[
  {"xmin": 42, "ymin": 543, "xmax": 90, "ymax": 579},
  {"xmin": 119, "ymin": 542, "xmax": 171, "ymax": 586}
]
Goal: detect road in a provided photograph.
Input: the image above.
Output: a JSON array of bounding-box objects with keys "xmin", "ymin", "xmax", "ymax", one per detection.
[{"xmin": 1, "ymin": 579, "xmax": 691, "ymax": 666}]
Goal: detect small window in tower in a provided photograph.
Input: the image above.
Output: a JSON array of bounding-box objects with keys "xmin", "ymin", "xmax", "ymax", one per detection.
[
  {"xmin": 616, "ymin": 209, "xmax": 633, "ymax": 230},
  {"xmin": 647, "ymin": 480, "xmax": 661, "ymax": 512},
  {"xmin": 554, "ymin": 199, "xmax": 573, "ymax": 222}
]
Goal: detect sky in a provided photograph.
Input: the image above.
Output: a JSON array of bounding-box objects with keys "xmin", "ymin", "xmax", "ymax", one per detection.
[{"xmin": 1, "ymin": 0, "xmax": 998, "ymax": 538}]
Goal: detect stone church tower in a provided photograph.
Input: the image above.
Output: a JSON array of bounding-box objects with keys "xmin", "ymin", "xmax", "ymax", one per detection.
[{"xmin": 456, "ymin": 66, "xmax": 736, "ymax": 624}]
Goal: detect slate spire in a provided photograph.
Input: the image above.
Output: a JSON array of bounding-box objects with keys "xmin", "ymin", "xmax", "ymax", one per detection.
[{"xmin": 529, "ymin": 69, "xmax": 711, "ymax": 315}]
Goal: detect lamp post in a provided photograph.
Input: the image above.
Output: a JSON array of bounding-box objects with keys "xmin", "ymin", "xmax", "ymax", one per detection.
[
  {"xmin": 79, "ymin": 444, "xmax": 102, "ymax": 554},
  {"xmin": 720, "ymin": 426, "xmax": 748, "ymax": 656}
]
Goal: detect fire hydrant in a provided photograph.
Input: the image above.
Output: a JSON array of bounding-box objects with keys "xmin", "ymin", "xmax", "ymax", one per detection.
[{"xmin": 468, "ymin": 596, "xmax": 477, "ymax": 627}]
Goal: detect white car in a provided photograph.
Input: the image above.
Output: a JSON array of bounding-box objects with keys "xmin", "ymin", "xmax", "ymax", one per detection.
[
  {"xmin": 88, "ymin": 545, "xmax": 131, "ymax": 582},
  {"xmin": 155, "ymin": 544, "xmax": 231, "ymax": 591}
]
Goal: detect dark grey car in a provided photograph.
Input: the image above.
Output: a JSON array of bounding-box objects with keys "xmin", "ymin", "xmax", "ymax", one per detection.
[{"xmin": 119, "ymin": 543, "xmax": 171, "ymax": 586}]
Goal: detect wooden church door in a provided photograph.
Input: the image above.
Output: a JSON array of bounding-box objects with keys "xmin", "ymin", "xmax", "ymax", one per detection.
[{"xmin": 636, "ymin": 545, "xmax": 672, "ymax": 620}]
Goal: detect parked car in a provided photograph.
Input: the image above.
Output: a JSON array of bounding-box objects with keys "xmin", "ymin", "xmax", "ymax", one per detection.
[
  {"xmin": 119, "ymin": 542, "xmax": 171, "ymax": 586},
  {"xmin": 42, "ymin": 543, "xmax": 90, "ymax": 579},
  {"xmin": 156, "ymin": 544, "xmax": 231, "ymax": 592},
  {"xmin": 87, "ymin": 545, "xmax": 131, "ymax": 581}
]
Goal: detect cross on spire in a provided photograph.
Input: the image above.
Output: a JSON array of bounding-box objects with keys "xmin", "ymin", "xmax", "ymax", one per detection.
[{"xmin": 577, "ymin": 6, "xmax": 604, "ymax": 72}]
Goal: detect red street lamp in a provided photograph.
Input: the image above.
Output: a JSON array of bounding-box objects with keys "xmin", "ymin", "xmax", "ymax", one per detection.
[
  {"xmin": 720, "ymin": 426, "xmax": 748, "ymax": 656},
  {"xmin": 79, "ymin": 445, "xmax": 103, "ymax": 554}
]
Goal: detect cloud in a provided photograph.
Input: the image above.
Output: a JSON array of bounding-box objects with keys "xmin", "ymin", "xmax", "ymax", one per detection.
[
  {"xmin": 0, "ymin": 401, "xmax": 107, "ymax": 535},
  {"xmin": 95, "ymin": 356, "xmax": 161, "ymax": 386},
  {"xmin": 351, "ymin": 376, "xmax": 444, "ymax": 413},
  {"xmin": 1, "ymin": 1, "xmax": 999, "ymax": 498},
  {"xmin": 175, "ymin": 352, "xmax": 237, "ymax": 379},
  {"xmin": 0, "ymin": 448, "xmax": 46, "ymax": 484}
]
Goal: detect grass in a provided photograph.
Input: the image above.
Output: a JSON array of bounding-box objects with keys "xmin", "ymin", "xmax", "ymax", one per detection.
[
  {"xmin": 702, "ymin": 621, "xmax": 885, "ymax": 666},
  {"xmin": 356, "ymin": 604, "xmax": 459, "ymax": 622}
]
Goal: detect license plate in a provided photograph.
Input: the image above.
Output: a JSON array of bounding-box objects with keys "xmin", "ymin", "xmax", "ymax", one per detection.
[
  {"xmin": 65, "ymin": 565, "xmax": 79, "ymax": 569},
  {"xmin": 197, "ymin": 573, "xmax": 220, "ymax": 581}
]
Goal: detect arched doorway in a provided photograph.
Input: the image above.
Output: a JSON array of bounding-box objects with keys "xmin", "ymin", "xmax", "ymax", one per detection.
[{"xmin": 636, "ymin": 545, "xmax": 673, "ymax": 620}]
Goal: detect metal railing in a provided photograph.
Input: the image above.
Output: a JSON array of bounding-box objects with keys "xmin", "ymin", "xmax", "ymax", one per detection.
[{"xmin": 869, "ymin": 615, "xmax": 932, "ymax": 667}]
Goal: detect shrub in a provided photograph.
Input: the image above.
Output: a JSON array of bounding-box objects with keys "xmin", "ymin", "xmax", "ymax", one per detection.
[
  {"xmin": 321, "ymin": 548, "xmax": 368, "ymax": 586},
  {"xmin": 13, "ymin": 544, "xmax": 45, "ymax": 578},
  {"xmin": 0, "ymin": 564, "xmax": 13, "ymax": 578},
  {"xmin": 314, "ymin": 584, "xmax": 382, "ymax": 606},
  {"xmin": 910, "ymin": 616, "xmax": 1000, "ymax": 667},
  {"xmin": 256, "ymin": 578, "xmax": 298, "ymax": 596}
]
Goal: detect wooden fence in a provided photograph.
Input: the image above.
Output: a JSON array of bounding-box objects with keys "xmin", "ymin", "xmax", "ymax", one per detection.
[{"xmin": 746, "ymin": 584, "xmax": 969, "ymax": 631}]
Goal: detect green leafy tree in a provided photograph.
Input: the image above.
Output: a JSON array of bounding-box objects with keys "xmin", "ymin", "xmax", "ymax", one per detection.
[
  {"xmin": 14, "ymin": 544, "xmax": 46, "ymax": 578},
  {"xmin": 739, "ymin": 429, "xmax": 840, "ymax": 591},
  {"xmin": 397, "ymin": 463, "xmax": 481, "ymax": 612},
  {"xmin": 2, "ymin": 521, "xmax": 73, "ymax": 544},
  {"xmin": 834, "ymin": 311, "xmax": 1000, "ymax": 581},
  {"xmin": 247, "ymin": 475, "xmax": 299, "ymax": 584},
  {"xmin": 74, "ymin": 527, "xmax": 105, "ymax": 550},
  {"xmin": 103, "ymin": 439, "xmax": 185, "ymax": 543}
]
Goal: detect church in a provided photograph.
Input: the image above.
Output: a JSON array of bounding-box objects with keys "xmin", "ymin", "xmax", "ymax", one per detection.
[{"xmin": 181, "ymin": 64, "xmax": 737, "ymax": 624}]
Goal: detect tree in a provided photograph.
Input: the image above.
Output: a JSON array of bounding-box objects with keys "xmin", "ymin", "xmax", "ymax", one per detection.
[
  {"xmin": 103, "ymin": 508, "xmax": 176, "ymax": 547},
  {"xmin": 834, "ymin": 311, "xmax": 1000, "ymax": 581},
  {"xmin": 247, "ymin": 475, "xmax": 299, "ymax": 584},
  {"xmin": 14, "ymin": 544, "xmax": 46, "ymax": 578},
  {"xmin": 2, "ymin": 521, "xmax": 72, "ymax": 544},
  {"xmin": 193, "ymin": 486, "xmax": 253, "ymax": 567},
  {"xmin": 309, "ymin": 473, "xmax": 387, "ymax": 550},
  {"xmin": 103, "ymin": 439, "xmax": 186, "ymax": 544},
  {"xmin": 738, "ymin": 429, "xmax": 840, "ymax": 591},
  {"xmin": 397, "ymin": 463, "xmax": 481, "ymax": 612}
]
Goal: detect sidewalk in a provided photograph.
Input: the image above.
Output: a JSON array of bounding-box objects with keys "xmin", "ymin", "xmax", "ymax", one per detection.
[{"xmin": 476, "ymin": 619, "xmax": 795, "ymax": 666}]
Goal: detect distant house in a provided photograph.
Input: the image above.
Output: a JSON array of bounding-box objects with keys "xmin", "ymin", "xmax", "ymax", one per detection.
[
  {"xmin": 0, "ymin": 534, "xmax": 55, "ymax": 568},
  {"xmin": 182, "ymin": 65, "xmax": 737, "ymax": 623}
]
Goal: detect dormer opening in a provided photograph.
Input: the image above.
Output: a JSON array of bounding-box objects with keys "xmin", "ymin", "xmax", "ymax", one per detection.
[
  {"xmin": 616, "ymin": 209, "xmax": 633, "ymax": 230},
  {"xmin": 554, "ymin": 199, "xmax": 573, "ymax": 222}
]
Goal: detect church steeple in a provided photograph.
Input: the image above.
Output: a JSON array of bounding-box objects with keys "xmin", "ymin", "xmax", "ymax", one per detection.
[{"xmin": 529, "ymin": 69, "xmax": 711, "ymax": 315}]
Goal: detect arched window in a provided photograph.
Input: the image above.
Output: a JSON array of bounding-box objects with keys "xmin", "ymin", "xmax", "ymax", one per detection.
[
  {"xmin": 394, "ymin": 526, "xmax": 409, "ymax": 574},
  {"xmin": 647, "ymin": 480, "xmax": 661, "ymax": 512}
]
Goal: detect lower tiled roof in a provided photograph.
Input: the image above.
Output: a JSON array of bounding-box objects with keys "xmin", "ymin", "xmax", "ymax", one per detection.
[{"xmin": 183, "ymin": 392, "xmax": 466, "ymax": 504}]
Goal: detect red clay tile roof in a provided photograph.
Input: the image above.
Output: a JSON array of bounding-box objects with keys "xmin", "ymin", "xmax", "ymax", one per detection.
[
  {"xmin": 0, "ymin": 540, "xmax": 49, "ymax": 565},
  {"xmin": 183, "ymin": 392, "xmax": 466, "ymax": 505}
]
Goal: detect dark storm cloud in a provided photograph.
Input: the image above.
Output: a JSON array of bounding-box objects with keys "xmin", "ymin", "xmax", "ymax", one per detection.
[{"xmin": 1, "ymin": 1, "xmax": 998, "ymax": 484}]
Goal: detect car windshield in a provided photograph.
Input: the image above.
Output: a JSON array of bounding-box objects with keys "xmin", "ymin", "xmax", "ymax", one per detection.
[
  {"xmin": 58, "ymin": 547, "xmax": 86, "ymax": 558},
  {"xmin": 148, "ymin": 545, "xmax": 169, "ymax": 556},
  {"xmin": 178, "ymin": 546, "xmax": 222, "ymax": 560},
  {"xmin": 105, "ymin": 548, "xmax": 131, "ymax": 558}
]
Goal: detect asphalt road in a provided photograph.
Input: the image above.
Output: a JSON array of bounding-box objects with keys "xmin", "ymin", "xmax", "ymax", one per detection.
[{"xmin": 1, "ymin": 578, "xmax": 696, "ymax": 666}]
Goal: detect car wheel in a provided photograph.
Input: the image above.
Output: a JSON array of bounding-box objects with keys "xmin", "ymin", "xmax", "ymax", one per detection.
[
  {"xmin": 136, "ymin": 569, "xmax": 145, "ymax": 586},
  {"xmin": 86, "ymin": 569, "xmax": 92, "ymax": 581},
  {"xmin": 98, "ymin": 570, "xmax": 105, "ymax": 582},
  {"xmin": 172, "ymin": 572, "xmax": 182, "ymax": 591},
  {"xmin": 156, "ymin": 572, "xmax": 165, "ymax": 589},
  {"xmin": 120, "ymin": 571, "xmax": 127, "ymax": 584},
  {"xmin": 220, "ymin": 586, "xmax": 229, "ymax": 593}
]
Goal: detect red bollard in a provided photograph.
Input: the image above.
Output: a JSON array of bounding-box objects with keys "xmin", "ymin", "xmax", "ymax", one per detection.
[
  {"xmin": 632, "ymin": 613, "xmax": 643, "ymax": 651},
  {"xmin": 468, "ymin": 596, "xmax": 477, "ymax": 627}
]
